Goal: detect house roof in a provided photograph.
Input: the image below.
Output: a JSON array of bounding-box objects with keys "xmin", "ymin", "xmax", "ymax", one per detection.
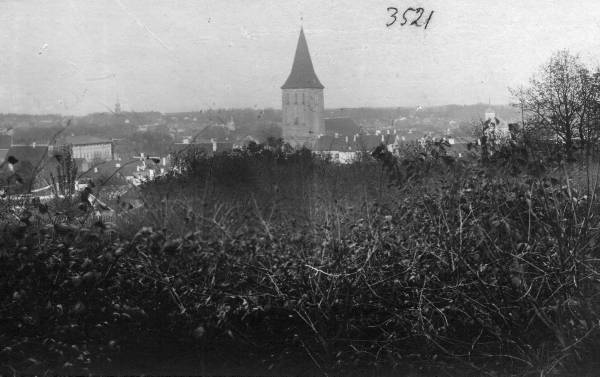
[
  {"xmin": 313, "ymin": 134, "xmax": 390, "ymax": 153},
  {"xmin": 4, "ymin": 145, "xmax": 49, "ymax": 165},
  {"xmin": 78, "ymin": 161, "xmax": 139, "ymax": 181},
  {"xmin": 324, "ymin": 117, "xmax": 361, "ymax": 137},
  {"xmin": 170, "ymin": 142, "xmax": 213, "ymax": 155},
  {"xmin": 1, "ymin": 145, "xmax": 54, "ymax": 192},
  {"xmin": 63, "ymin": 135, "xmax": 112, "ymax": 145},
  {"xmin": 119, "ymin": 186, "xmax": 142, "ymax": 201},
  {"xmin": 0, "ymin": 135, "xmax": 12, "ymax": 149},
  {"xmin": 281, "ymin": 28, "xmax": 324, "ymax": 90},
  {"xmin": 215, "ymin": 142, "xmax": 234, "ymax": 153},
  {"xmin": 313, "ymin": 135, "xmax": 354, "ymax": 152},
  {"xmin": 354, "ymin": 135, "xmax": 384, "ymax": 152}
]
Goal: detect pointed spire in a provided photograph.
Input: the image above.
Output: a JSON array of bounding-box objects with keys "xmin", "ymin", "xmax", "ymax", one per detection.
[{"xmin": 281, "ymin": 28, "xmax": 324, "ymax": 89}]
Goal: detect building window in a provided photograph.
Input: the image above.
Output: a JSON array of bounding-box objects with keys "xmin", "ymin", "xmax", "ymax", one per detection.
[
  {"xmin": 302, "ymin": 93, "xmax": 305, "ymax": 105},
  {"xmin": 294, "ymin": 117, "xmax": 299, "ymax": 125},
  {"xmin": 295, "ymin": 93, "xmax": 298, "ymax": 104},
  {"xmin": 285, "ymin": 94, "xmax": 289, "ymax": 105}
]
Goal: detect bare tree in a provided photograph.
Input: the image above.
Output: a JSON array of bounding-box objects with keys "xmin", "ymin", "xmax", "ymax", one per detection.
[
  {"xmin": 582, "ymin": 70, "xmax": 600, "ymax": 153},
  {"xmin": 511, "ymin": 50, "xmax": 598, "ymax": 159}
]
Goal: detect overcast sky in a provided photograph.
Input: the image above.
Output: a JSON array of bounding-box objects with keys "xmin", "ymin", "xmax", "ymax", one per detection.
[{"xmin": 1, "ymin": 0, "xmax": 600, "ymax": 115}]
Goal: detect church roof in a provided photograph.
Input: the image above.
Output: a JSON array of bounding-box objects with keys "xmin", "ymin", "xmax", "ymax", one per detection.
[
  {"xmin": 281, "ymin": 28, "xmax": 324, "ymax": 90},
  {"xmin": 324, "ymin": 118, "xmax": 361, "ymax": 137}
]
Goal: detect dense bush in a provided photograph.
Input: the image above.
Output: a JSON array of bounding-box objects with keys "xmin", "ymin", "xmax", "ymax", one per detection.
[{"xmin": 2, "ymin": 142, "xmax": 600, "ymax": 376}]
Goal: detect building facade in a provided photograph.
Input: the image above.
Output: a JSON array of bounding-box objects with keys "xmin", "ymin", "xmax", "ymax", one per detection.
[
  {"xmin": 483, "ymin": 108, "xmax": 511, "ymax": 142},
  {"xmin": 62, "ymin": 136, "xmax": 113, "ymax": 162},
  {"xmin": 281, "ymin": 28, "xmax": 325, "ymax": 147}
]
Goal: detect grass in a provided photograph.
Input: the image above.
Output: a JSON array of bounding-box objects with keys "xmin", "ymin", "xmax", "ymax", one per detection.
[{"xmin": 1, "ymin": 141, "xmax": 600, "ymax": 376}]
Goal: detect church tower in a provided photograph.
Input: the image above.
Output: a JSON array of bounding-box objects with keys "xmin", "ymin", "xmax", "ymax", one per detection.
[
  {"xmin": 281, "ymin": 28, "xmax": 324, "ymax": 147},
  {"xmin": 115, "ymin": 96, "xmax": 122, "ymax": 114}
]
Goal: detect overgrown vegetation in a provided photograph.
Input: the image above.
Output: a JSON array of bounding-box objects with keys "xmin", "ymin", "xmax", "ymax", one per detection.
[
  {"xmin": 2, "ymin": 136, "xmax": 600, "ymax": 376},
  {"xmin": 2, "ymin": 50, "xmax": 600, "ymax": 376}
]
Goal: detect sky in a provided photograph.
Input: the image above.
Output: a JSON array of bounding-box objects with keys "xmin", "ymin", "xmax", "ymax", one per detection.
[{"xmin": 1, "ymin": 0, "xmax": 600, "ymax": 115}]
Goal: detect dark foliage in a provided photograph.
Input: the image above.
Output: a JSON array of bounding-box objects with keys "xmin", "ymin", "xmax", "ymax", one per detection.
[{"xmin": 1, "ymin": 140, "xmax": 600, "ymax": 376}]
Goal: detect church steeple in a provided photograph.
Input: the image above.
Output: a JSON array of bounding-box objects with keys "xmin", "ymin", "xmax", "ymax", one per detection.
[
  {"xmin": 281, "ymin": 28, "xmax": 324, "ymax": 89},
  {"xmin": 281, "ymin": 27, "xmax": 325, "ymax": 147}
]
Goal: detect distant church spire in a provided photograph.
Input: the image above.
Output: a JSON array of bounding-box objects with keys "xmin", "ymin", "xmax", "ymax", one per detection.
[
  {"xmin": 281, "ymin": 27, "xmax": 324, "ymax": 89},
  {"xmin": 115, "ymin": 95, "xmax": 121, "ymax": 114}
]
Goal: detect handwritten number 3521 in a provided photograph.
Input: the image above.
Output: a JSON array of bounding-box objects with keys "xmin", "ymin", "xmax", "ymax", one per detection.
[{"xmin": 387, "ymin": 7, "xmax": 434, "ymax": 29}]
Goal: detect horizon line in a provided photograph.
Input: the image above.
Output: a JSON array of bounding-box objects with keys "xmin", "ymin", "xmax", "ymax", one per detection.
[{"xmin": 0, "ymin": 102, "xmax": 517, "ymax": 118}]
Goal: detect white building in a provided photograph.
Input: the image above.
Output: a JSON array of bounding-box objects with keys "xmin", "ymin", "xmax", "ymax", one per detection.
[
  {"xmin": 62, "ymin": 136, "xmax": 113, "ymax": 162},
  {"xmin": 483, "ymin": 108, "xmax": 511, "ymax": 142}
]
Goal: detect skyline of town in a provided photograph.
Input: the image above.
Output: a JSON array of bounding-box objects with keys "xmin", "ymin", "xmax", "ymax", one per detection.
[{"xmin": 2, "ymin": 1, "xmax": 600, "ymax": 115}]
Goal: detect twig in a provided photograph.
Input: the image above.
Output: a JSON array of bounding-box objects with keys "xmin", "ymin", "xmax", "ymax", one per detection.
[
  {"xmin": 300, "ymin": 340, "xmax": 328, "ymax": 377},
  {"xmin": 560, "ymin": 324, "xmax": 597, "ymax": 353}
]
